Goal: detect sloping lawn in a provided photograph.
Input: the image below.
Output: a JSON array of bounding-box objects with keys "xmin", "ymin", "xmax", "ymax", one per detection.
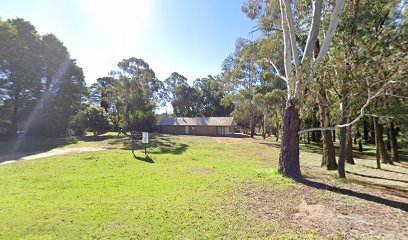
[
  {"xmin": 1, "ymin": 134, "xmax": 407, "ymax": 239},
  {"xmin": 0, "ymin": 134, "xmax": 309, "ymax": 239}
]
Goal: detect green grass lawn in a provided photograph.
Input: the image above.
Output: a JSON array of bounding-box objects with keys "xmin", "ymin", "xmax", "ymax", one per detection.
[
  {"xmin": 1, "ymin": 134, "xmax": 407, "ymax": 239},
  {"xmin": 0, "ymin": 134, "xmax": 313, "ymax": 239}
]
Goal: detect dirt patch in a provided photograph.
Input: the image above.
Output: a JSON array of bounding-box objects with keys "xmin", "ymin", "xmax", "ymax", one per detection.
[
  {"xmin": 0, "ymin": 146, "xmax": 109, "ymax": 165},
  {"xmin": 215, "ymin": 137, "xmax": 243, "ymax": 143},
  {"xmin": 238, "ymin": 181, "xmax": 408, "ymax": 239}
]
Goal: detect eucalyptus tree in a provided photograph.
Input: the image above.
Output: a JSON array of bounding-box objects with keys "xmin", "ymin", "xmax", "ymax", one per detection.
[
  {"xmin": 90, "ymin": 77, "xmax": 115, "ymax": 112},
  {"xmin": 243, "ymin": 0, "xmax": 347, "ymax": 178},
  {"xmin": 164, "ymin": 72, "xmax": 188, "ymax": 116},
  {"xmin": 325, "ymin": 0, "xmax": 408, "ymax": 171},
  {"xmin": 255, "ymin": 89, "xmax": 286, "ymax": 140},
  {"xmin": 111, "ymin": 57, "xmax": 165, "ymax": 131},
  {"xmin": 193, "ymin": 75, "xmax": 234, "ymax": 117},
  {"xmin": 222, "ymin": 38, "xmax": 262, "ymax": 137},
  {"xmin": 171, "ymin": 83, "xmax": 201, "ymax": 117}
]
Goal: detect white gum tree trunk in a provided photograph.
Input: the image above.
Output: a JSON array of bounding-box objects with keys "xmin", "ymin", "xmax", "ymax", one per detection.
[{"xmin": 277, "ymin": 0, "xmax": 346, "ymax": 179}]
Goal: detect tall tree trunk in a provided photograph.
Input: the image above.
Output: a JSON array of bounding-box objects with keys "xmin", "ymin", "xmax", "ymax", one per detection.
[
  {"xmin": 338, "ymin": 91, "xmax": 348, "ymax": 178},
  {"xmin": 357, "ymin": 129, "xmax": 363, "ymax": 152},
  {"xmin": 370, "ymin": 122, "xmax": 376, "ymax": 144},
  {"xmin": 374, "ymin": 117, "xmax": 392, "ymax": 164},
  {"xmin": 262, "ymin": 111, "xmax": 266, "ymax": 139},
  {"xmin": 307, "ymin": 131, "xmax": 310, "ymax": 144},
  {"xmin": 386, "ymin": 133, "xmax": 391, "ymax": 151},
  {"xmin": 311, "ymin": 112, "xmax": 317, "ymax": 142},
  {"xmin": 319, "ymin": 87, "xmax": 337, "ymax": 170},
  {"xmin": 275, "ymin": 112, "xmax": 279, "ymax": 141},
  {"xmin": 332, "ymin": 129, "xmax": 336, "ymax": 142},
  {"xmin": 279, "ymin": 99, "xmax": 301, "ymax": 179},
  {"xmin": 363, "ymin": 117, "xmax": 369, "ymax": 144},
  {"xmin": 373, "ymin": 117, "xmax": 381, "ymax": 169},
  {"xmin": 346, "ymin": 125, "xmax": 355, "ymax": 164},
  {"xmin": 250, "ymin": 116, "xmax": 254, "ymax": 138},
  {"xmin": 388, "ymin": 119, "xmax": 399, "ymax": 162}
]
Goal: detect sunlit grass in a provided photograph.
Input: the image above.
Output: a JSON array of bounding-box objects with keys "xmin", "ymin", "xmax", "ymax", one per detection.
[{"xmin": 0, "ymin": 134, "xmax": 310, "ymax": 239}]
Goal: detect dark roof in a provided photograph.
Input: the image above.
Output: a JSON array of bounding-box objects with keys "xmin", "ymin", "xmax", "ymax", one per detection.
[{"xmin": 159, "ymin": 117, "xmax": 234, "ymax": 126}]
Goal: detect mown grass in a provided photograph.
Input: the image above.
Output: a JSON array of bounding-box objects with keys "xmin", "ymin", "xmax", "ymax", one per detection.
[{"xmin": 0, "ymin": 134, "xmax": 316, "ymax": 239}]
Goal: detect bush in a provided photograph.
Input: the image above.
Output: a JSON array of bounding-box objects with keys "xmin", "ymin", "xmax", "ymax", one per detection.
[
  {"xmin": 69, "ymin": 111, "xmax": 88, "ymax": 136},
  {"xmin": 126, "ymin": 111, "xmax": 156, "ymax": 132},
  {"xmin": 66, "ymin": 129, "xmax": 78, "ymax": 143},
  {"xmin": 86, "ymin": 106, "xmax": 112, "ymax": 136}
]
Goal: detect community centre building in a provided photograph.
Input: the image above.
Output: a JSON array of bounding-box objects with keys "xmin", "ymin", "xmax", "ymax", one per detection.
[{"xmin": 158, "ymin": 117, "xmax": 235, "ymax": 136}]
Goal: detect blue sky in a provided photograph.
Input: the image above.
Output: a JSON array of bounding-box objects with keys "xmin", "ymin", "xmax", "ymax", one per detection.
[{"xmin": 1, "ymin": 0, "xmax": 257, "ymax": 85}]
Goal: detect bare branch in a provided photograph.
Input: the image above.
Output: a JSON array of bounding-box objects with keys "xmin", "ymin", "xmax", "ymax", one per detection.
[
  {"xmin": 279, "ymin": 0, "xmax": 292, "ymax": 79},
  {"xmin": 282, "ymin": 0, "xmax": 300, "ymax": 67},
  {"xmin": 298, "ymin": 79, "xmax": 396, "ymax": 134},
  {"xmin": 302, "ymin": 0, "xmax": 323, "ymax": 61},
  {"xmin": 260, "ymin": 58, "xmax": 288, "ymax": 82},
  {"xmin": 316, "ymin": 0, "xmax": 346, "ymax": 62},
  {"xmin": 385, "ymin": 93, "xmax": 408, "ymax": 99}
]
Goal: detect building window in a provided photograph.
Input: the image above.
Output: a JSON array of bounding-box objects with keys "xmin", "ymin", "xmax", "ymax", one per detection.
[{"xmin": 217, "ymin": 127, "xmax": 229, "ymax": 135}]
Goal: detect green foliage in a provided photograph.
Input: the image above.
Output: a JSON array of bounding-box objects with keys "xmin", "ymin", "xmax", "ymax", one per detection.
[
  {"xmin": 126, "ymin": 111, "xmax": 156, "ymax": 131},
  {"xmin": 85, "ymin": 106, "xmax": 112, "ymax": 136},
  {"xmin": 0, "ymin": 18, "xmax": 87, "ymax": 137},
  {"xmin": 69, "ymin": 110, "xmax": 88, "ymax": 136},
  {"xmin": 163, "ymin": 73, "xmax": 233, "ymax": 117},
  {"xmin": 91, "ymin": 57, "xmax": 165, "ymax": 132}
]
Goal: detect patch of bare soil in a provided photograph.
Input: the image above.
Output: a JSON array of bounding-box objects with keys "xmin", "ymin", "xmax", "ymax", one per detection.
[
  {"xmin": 0, "ymin": 146, "xmax": 109, "ymax": 165},
  {"xmin": 215, "ymin": 137, "xmax": 243, "ymax": 143},
  {"xmin": 238, "ymin": 178, "xmax": 408, "ymax": 239}
]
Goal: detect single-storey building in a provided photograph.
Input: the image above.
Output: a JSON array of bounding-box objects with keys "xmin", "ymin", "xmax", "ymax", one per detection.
[{"xmin": 158, "ymin": 117, "xmax": 235, "ymax": 136}]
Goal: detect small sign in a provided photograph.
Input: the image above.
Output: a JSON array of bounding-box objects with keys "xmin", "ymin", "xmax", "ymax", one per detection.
[
  {"xmin": 142, "ymin": 132, "xmax": 149, "ymax": 144},
  {"xmin": 132, "ymin": 131, "xmax": 142, "ymax": 140}
]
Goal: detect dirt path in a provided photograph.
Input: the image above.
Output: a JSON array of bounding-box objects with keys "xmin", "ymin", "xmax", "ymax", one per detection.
[{"xmin": 0, "ymin": 146, "xmax": 109, "ymax": 166}]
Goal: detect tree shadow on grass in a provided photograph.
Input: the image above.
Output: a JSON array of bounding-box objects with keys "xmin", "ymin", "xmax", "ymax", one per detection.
[
  {"xmin": 109, "ymin": 134, "xmax": 189, "ymax": 155},
  {"xmin": 298, "ymin": 178, "xmax": 408, "ymax": 212},
  {"xmin": 0, "ymin": 137, "xmax": 70, "ymax": 163},
  {"xmin": 258, "ymin": 142, "xmax": 281, "ymax": 148},
  {"xmin": 346, "ymin": 171, "xmax": 408, "ymax": 184},
  {"xmin": 362, "ymin": 165, "xmax": 407, "ymax": 175}
]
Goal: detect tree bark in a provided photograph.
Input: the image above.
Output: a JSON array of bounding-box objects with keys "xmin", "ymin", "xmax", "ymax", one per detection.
[
  {"xmin": 370, "ymin": 121, "xmax": 376, "ymax": 144},
  {"xmin": 357, "ymin": 129, "xmax": 363, "ymax": 152},
  {"xmin": 250, "ymin": 116, "xmax": 255, "ymax": 138},
  {"xmin": 373, "ymin": 117, "xmax": 381, "ymax": 169},
  {"xmin": 363, "ymin": 117, "xmax": 369, "ymax": 143},
  {"xmin": 332, "ymin": 129, "xmax": 336, "ymax": 142},
  {"xmin": 279, "ymin": 98, "xmax": 301, "ymax": 179},
  {"xmin": 275, "ymin": 112, "xmax": 279, "ymax": 141},
  {"xmin": 346, "ymin": 125, "xmax": 355, "ymax": 164},
  {"xmin": 374, "ymin": 117, "xmax": 392, "ymax": 164},
  {"xmin": 338, "ymin": 90, "xmax": 348, "ymax": 178},
  {"xmin": 262, "ymin": 111, "xmax": 266, "ymax": 139},
  {"xmin": 319, "ymin": 86, "xmax": 337, "ymax": 170},
  {"xmin": 388, "ymin": 119, "xmax": 399, "ymax": 162}
]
